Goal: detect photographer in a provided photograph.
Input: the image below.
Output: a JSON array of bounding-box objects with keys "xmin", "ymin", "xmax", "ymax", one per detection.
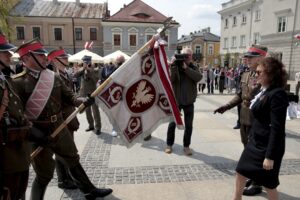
[
  {"xmin": 165, "ymin": 47, "xmax": 202, "ymax": 156},
  {"xmin": 74, "ymin": 55, "xmax": 102, "ymax": 135}
]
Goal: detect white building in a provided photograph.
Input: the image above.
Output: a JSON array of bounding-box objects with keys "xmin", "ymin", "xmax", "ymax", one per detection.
[{"xmin": 218, "ymin": 0, "xmax": 300, "ymax": 78}]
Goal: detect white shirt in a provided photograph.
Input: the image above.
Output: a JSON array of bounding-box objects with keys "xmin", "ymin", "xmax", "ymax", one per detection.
[{"xmin": 250, "ymin": 87, "xmax": 267, "ymax": 109}]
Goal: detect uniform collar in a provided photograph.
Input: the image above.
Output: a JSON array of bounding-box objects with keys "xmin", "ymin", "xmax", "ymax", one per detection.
[{"xmin": 27, "ymin": 67, "xmax": 41, "ymax": 79}]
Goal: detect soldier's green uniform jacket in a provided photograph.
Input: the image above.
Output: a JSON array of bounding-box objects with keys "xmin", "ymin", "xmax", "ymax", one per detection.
[
  {"xmin": 226, "ymin": 71, "xmax": 261, "ymax": 126},
  {"xmin": 0, "ymin": 74, "xmax": 31, "ymax": 174},
  {"xmin": 58, "ymin": 70, "xmax": 79, "ymax": 131},
  {"xmin": 13, "ymin": 69, "xmax": 81, "ymax": 136}
]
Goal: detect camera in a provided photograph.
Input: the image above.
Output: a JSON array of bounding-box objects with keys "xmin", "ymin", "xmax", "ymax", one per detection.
[{"xmin": 174, "ymin": 46, "xmax": 189, "ymax": 70}]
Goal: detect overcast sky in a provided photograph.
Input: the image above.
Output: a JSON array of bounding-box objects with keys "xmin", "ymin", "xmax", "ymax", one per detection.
[{"xmin": 59, "ymin": 0, "xmax": 228, "ymax": 37}]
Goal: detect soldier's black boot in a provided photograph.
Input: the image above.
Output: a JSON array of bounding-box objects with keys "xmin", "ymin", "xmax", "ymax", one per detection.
[
  {"xmin": 56, "ymin": 159, "xmax": 77, "ymax": 189},
  {"xmin": 30, "ymin": 179, "xmax": 47, "ymax": 200},
  {"xmin": 69, "ymin": 164, "xmax": 113, "ymax": 200}
]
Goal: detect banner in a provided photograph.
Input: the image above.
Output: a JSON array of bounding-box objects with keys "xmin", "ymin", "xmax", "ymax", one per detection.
[{"xmin": 97, "ymin": 37, "xmax": 183, "ymax": 147}]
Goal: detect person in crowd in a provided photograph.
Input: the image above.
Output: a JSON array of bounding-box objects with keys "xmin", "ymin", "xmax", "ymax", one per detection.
[
  {"xmin": 13, "ymin": 39, "xmax": 112, "ymax": 199},
  {"xmin": 206, "ymin": 66, "xmax": 215, "ymax": 94},
  {"xmin": 218, "ymin": 67, "xmax": 226, "ymax": 94},
  {"xmin": 214, "ymin": 66, "xmax": 220, "ymax": 90},
  {"xmin": 214, "ymin": 45, "xmax": 268, "ymax": 196},
  {"xmin": 47, "ymin": 48, "xmax": 80, "ymax": 190},
  {"xmin": 165, "ymin": 47, "xmax": 202, "ymax": 156},
  {"xmin": 233, "ymin": 58, "xmax": 249, "ymax": 129},
  {"xmin": 198, "ymin": 67, "xmax": 207, "ymax": 93},
  {"xmin": 295, "ymin": 71, "xmax": 300, "ymax": 96},
  {"xmin": 226, "ymin": 68, "xmax": 235, "ymax": 94},
  {"xmin": 74, "ymin": 56, "xmax": 102, "ymax": 135},
  {"xmin": 233, "ymin": 57, "xmax": 289, "ymax": 200},
  {"xmin": 15, "ymin": 60, "xmax": 24, "ymax": 74}
]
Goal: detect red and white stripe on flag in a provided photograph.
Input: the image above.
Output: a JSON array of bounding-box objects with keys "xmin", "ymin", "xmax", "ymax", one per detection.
[
  {"xmin": 84, "ymin": 41, "xmax": 93, "ymax": 49},
  {"xmin": 96, "ymin": 38, "xmax": 183, "ymax": 147},
  {"xmin": 295, "ymin": 34, "xmax": 300, "ymax": 40}
]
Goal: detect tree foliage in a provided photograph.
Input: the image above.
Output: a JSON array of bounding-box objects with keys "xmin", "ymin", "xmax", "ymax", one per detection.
[{"xmin": 0, "ymin": 0, "xmax": 19, "ymax": 36}]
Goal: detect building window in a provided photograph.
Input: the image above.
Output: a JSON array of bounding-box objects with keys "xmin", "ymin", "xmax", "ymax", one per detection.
[
  {"xmin": 146, "ymin": 34, "xmax": 153, "ymax": 41},
  {"xmin": 278, "ymin": 16, "xmax": 287, "ymax": 33},
  {"xmin": 224, "ymin": 38, "xmax": 228, "ymax": 48},
  {"xmin": 32, "ymin": 27, "xmax": 40, "ymax": 39},
  {"xmin": 208, "ymin": 45, "xmax": 213, "ymax": 55},
  {"xmin": 231, "ymin": 36, "xmax": 236, "ymax": 47},
  {"xmin": 113, "ymin": 34, "xmax": 121, "ymax": 46},
  {"xmin": 195, "ymin": 46, "xmax": 201, "ymax": 54},
  {"xmin": 129, "ymin": 34, "xmax": 137, "ymax": 46},
  {"xmin": 233, "ymin": 16, "xmax": 237, "ymax": 26},
  {"xmin": 16, "ymin": 26, "xmax": 25, "ymax": 40},
  {"xmin": 255, "ymin": 10, "xmax": 261, "ymax": 21},
  {"xmin": 242, "ymin": 14, "xmax": 247, "ymax": 24},
  {"xmin": 90, "ymin": 28, "xmax": 97, "ymax": 40},
  {"xmin": 225, "ymin": 18, "xmax": 228, "ymax": 28},
  {"xmin": 54, "ymin": 28, "xmax": 62, "ymax": 41},
  {"xmin": 240, "ymin": 35, "xmax": 246, "ymax": 47},
  {"xmin": 75, "ymin": 28, "xmax": 82, "ymax": 41},
  {"xmin": 254, "ymin": 33, "xmax": 260, "ymax": 44}
]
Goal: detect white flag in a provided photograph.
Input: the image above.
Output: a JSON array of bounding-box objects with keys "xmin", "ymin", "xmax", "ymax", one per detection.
[{"xmin": 97, "ymin": 37, "xmax": 183, "ymax": 147}]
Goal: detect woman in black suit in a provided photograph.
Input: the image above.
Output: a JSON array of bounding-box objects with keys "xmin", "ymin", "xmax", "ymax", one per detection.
[{"xmin": 233, "ymin": 57, "xmax": 289, "ymax": 200}]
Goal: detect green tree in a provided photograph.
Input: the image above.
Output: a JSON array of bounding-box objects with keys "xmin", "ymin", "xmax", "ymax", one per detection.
[{"xmin": 0, "ymin": 0, "xmax": 19, "ymax": 35}]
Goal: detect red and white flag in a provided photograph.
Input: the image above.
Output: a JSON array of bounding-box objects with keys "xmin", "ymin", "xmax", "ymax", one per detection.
[
  {"xmin": 295, "ymin": 34, "xmax": 300, "ymax": 40},
  {"xmin": 84, "ymin": 41, "xmax": 93, "ymax": 49},
  {"xmin": 96, "ymin": 36, "xmax": 184, "ymax": 147}
]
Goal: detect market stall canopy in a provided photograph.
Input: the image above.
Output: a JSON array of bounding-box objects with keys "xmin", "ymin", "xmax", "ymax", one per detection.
[
  {"xmin": 68, "ymin": 49, "xmax": 103, "ymax": 63},
  {"xmin": 103, "ymin": 50, "xmax": 130, "ymax": 63}
]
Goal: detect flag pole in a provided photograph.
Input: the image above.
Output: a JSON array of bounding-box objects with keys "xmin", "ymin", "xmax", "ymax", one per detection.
[{"xmin": 30, "ymin": 18, "xmax": 173, "ymax": 160}]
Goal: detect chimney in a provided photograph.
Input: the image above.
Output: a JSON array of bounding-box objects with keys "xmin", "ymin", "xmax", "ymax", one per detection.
[
  {"xmin": 76, "ymin": 0, "xmax": 80, "ymax": 6},
  {"xmin": 207, "ymin": 27, "xmax": 211, "ymax": 33}
]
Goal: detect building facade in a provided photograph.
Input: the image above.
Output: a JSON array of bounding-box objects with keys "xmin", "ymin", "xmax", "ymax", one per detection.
[
  {"xmin": 218, "ymin": 0, "xmax": 300, "ymax": 78},
  {"xmin": 102, "ymin": 0, "xmax": 179, "ymax": 58},
  {"xmin": 177, "ymin": 27, "xmax": 220, "ymax": 68},
  {"xmin": 9, "ymin": 0, "xmax": 108, "ymax": 55}
]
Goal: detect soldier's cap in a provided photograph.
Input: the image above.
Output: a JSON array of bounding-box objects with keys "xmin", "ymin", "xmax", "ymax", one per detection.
[
  {"xmin": 244, "ymin": 45, "xmax": 268, "ymax": 58},
  {"xmin": 0, "ymin": 34, "xmax": 16, "ymax": 52},
  {"xmin": 82, "ymin": 55, "xmax": 92, "ymax": 64},
  {"xmin": 15, "ymin": 38, "xmax": 48, "ymax": 57},
  {"xmin": 47, "ymin": 48, "xmax": 68, "ymax": 61}
]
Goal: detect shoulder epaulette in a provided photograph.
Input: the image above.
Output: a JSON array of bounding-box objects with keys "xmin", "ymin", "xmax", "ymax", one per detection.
[{"xmin": 12, "ymin": 70, "xmax": 27, "ymax": 79}]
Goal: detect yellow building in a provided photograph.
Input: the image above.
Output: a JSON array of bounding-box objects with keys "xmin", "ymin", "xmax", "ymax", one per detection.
[{"xmin": 177, "ymin": 27, "xmax": 220, "ymax": 68}]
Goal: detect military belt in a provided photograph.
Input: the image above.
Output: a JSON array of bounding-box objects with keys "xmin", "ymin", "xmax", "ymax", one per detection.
[{"xmin": 33, "ymin": 112, "xmax": 63, "ymax": 130}]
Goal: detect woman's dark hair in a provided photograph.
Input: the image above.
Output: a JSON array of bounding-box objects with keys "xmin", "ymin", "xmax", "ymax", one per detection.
[{"xmin": 259, "ymin": 57, "xmax": 287, "ymax": 88}]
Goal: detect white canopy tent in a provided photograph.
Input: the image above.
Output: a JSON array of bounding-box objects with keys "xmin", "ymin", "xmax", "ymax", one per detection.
[
  {"xmin": 103, "ymin": 50, "xmax": 130, "ymax": 63},
  {"xmin": 68, "ymin": 49, "xmax": 103, "ymax": 63}
]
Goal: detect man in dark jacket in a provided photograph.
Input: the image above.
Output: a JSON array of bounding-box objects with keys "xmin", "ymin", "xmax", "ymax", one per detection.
[{"xmin": 165, "ymin": 47, "xmax": 202, "ymax": 156}]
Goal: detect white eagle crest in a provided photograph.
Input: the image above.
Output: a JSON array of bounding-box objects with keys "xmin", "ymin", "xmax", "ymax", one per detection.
[{"xmin": 131, "ymin": 81, "xmax": 154, "ymax": 108}]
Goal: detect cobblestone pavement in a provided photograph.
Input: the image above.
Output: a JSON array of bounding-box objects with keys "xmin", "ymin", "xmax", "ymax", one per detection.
[{"xmin": 27, "ymin": 95, "xmax": 300, "ymax": 199}]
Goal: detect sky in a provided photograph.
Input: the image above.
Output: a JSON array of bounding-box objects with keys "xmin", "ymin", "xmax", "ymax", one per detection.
[{"xmin": 58, "ymin": 0, "xmax": 228, "ymax": 37}]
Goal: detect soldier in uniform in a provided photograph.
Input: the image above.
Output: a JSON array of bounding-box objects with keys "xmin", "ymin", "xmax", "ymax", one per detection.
[
  {"xmin": 0, "ymin": 34, "xmax": 31, "ymax": 200},
  {"xmin": 47, "ymin": 49, "xmax": 79, "ymax": 189},
  {"xmin": 13, "ymin": 39, "xmax": 112, "ymax": 199},
  {"xmin": 74, "ymin": 56, "xmax": 101, "ymax": 135},
  {"xmin": 214, "ymin": 45, "xmax": 268, "ymax": 196}
]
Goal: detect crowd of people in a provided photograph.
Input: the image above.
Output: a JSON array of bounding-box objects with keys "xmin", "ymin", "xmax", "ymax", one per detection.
[{"xmin": 0, "ymin": 31, "xmax": 290, "ymax": 200}]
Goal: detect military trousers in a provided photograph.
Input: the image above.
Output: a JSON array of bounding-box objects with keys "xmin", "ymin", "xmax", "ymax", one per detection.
[
  {"xmin": 85, "ymin": 104, "xmax": 101, "ymax": 130},
  {"xmin": 240, "ymin": 124, "xmax": 251, "ymax": 148},
  {"xmin": 31, "ymin": 129, "xmax": 79, "ymax": 185},
  {"xmin": 2, "ymin": 170, "xmax": 29, "ymax": 200}
]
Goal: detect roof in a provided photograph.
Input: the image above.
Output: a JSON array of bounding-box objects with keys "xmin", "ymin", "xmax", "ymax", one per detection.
[
  {"xmin": 178, "ymin": 31, "xmax": 220, "ymax": 44},
  {"xmin": 10, "ymin": 0, "xmax": 106, "ymax": 18},
  {"xmin": 105, "ymin": 0, "xmax": 178, "ymax": 24}
]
